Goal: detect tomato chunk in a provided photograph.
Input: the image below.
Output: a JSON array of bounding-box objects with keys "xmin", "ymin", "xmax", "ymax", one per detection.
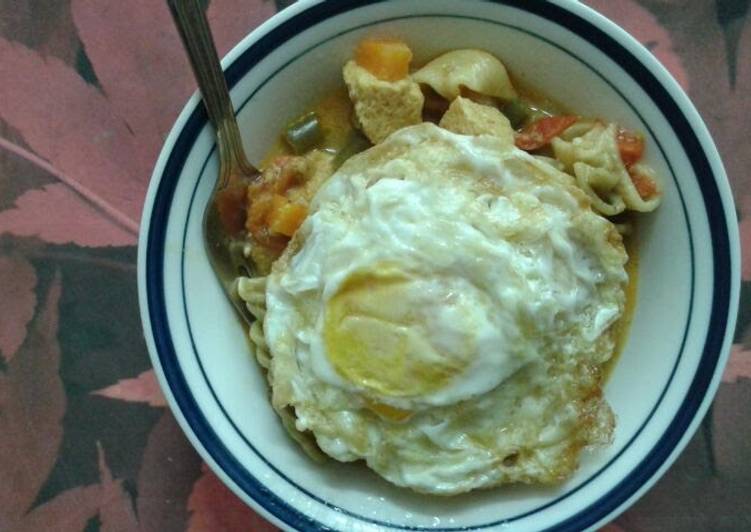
[
  {"xmin": 616, "ymin": 128, "xmax": 645, "ymax": 167},
  {"xmin": 515, "ymin": 115, "xmax": 578, "ymax": 151},
  {"xmin": 629, "ymin": 168, "xmax": 658, "ymax": 200}
]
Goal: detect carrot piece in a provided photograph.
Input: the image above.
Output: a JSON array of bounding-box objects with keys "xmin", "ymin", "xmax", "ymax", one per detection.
[
  {"xmin": 616, "ymin": 128, "xmax": 645, "ymax": 167},
  {"xmin": 354, "ymin": 39, "xmax": 413, "ymax": 82},
  {"xmin": 629, "ymin": 168, "xmax": 658, "ymax": 200},
  {"xmin": 514, "ymin": 115, "xmax": 578, "ymax": 151},
  {"xmin": 267, "ymin": 196, "xmax": 308, "ymax": 237}
]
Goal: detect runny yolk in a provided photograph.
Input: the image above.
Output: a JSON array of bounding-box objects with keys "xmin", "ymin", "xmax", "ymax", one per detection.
[{"xmin": 323, "ymin": 266, "xmax": 471, "ymax": 398}]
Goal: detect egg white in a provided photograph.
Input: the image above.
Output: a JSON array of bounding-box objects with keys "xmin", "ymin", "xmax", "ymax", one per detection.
[{"xmin": 262, "ymin": 123, "xmax": 626, "ymax": 494}]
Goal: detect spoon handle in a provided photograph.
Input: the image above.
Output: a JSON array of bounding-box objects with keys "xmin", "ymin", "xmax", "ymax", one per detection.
[{"xmin": 166, "ymin": 0, "xmax": 254, "ymax": 182}]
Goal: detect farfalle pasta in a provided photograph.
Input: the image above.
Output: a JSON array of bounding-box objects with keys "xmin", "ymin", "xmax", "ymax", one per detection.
[{"xmin": 552, "ymin": 122, "xmax": 661, "ymax": 215}]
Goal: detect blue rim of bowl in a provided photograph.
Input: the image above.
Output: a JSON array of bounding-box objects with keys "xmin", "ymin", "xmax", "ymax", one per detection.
[{"xmin": 143, "ymin": 1, "xmax": 733, "ymax": 531}]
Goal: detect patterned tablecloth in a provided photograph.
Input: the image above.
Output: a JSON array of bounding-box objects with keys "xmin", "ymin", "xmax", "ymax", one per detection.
[{"xmin": 0, "ymin": 1, "xmax": 749, "ymax": 530}]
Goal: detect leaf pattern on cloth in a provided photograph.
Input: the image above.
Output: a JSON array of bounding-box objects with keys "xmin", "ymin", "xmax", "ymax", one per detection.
[
  {"xmin": 0, "ymin": 36, "xmax": 148, "ymax": 228},
  {"xmin": 0, "ymin": 254, "xmax": 37, "ymax": 362},
  {"xmin": 723, "ymin": 344, "xmax": 751, "ymax": 382},
  {"xmin": 93, "ymin": 370, "xmax": 167, "ymax": 407},
  {"xmin": 0, "ymin": 272, "xmax": 66, "ymax": 528},
  {"xmin": 584, "ymin": 0, "xmax": 689, "ymax": 89},
  {"xmin": 136, "ymin": 413, "xmax": 203, "ymax": 532},
  {"xmin": 96, "ymin": 443, "xmax": 140, "ymax": 532},
  {"xmin": 0, "ymin": 184, "xmax": 137, "ymax": 247},
  {"xmin": 0, "ymin": 0, "xmax": 749, "ymax": 530}
]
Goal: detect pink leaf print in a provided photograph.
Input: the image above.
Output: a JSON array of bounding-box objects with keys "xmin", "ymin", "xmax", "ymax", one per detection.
[
  {"xmin": 0, "ymin": 0, "xmax": 79, "ymax": 65},
  {"xmin": 207, "ymin": 0, "xmax": 277, "ymax": 58},
  {"xmin": 0, "ymin": 254, "xmax": 37, "ymax": 362},
  {"xmin": 584, "ymin": 0, "xmax": 689, "ymax": 90},
  {"xmin": 723, "ymin": 344, "xmax": 751, "ymax": 383},
  {"xmin": 93, "ymin": 369, "xmax": 167, "ymax": 407},
  {"xmin": 188, "ymin": 464, "xmax": 277, "ymax": 532},
  {"xmin": 13, "ymin": 444, "xmax": 142, "ymax": 532},
  {"xmin": 0, "ymin": 272, "xmax": 65, "ymax": 528},
  {"xmin": 599, "ymin": 523, "xmax": 627, "ymax": 532},
  {"xmin": 20, "ymin": 484, "xmax": 103, "ymax": 532},
  {"xmin": 0, "ymin": 36, "xmax": 148, "ymax": 227},
  {"xmin": 137, "ymin": 412, "xmax": 203, "ymax": 532},
  {"xmin": 0, "ymin": 183, "xmax": 137, "ymax": 247},
  {"xmin": 96, "ymin": 442, "xmax": 140, "ymax": 532},
  {"xmin": 71, "ymin": 0, "xmax": 275, "ymax": 150}
]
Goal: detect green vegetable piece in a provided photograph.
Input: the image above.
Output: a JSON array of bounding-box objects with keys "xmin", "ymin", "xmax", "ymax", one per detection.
[
  {"xmin": 332, "ymin": 130, "xmax": 371, "ymax": 169},
  {"xmin": 501, "ymin": 99, "xmax": 533, "ymax": 129},
  {"xmin": 284, "ymin": 112, "xmax": 324, "ymax": 154}
]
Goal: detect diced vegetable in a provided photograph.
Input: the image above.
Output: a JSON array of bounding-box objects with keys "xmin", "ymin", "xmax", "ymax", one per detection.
[
  {"xmin": 501, "ymin": 99, "xmax": 534, "ymax": 129},
  {"xmin": 267, "ymin": 195, "xmax": 308, "ymax": 236},
  {"xmin": 246, "ymin": 155, "xmax": 313, "ymax": 244},
  {"xmin": 514, "ymin": 115, "xmax": 578, "ymax": 151},
  {"xmin": 272, "ymin": 156, "xmax": 304, "ymax": 192},
  {"xmin": 245, "ymin": 186, "xmax": 274, "ymax": 236},
  {"xmin": 216, "ymin": 181, "xmax": 248, "ymax": 235},
  {"xmin": 616, "ymin": 128, "xmax": 645, "ymax": 167},
  {"xmin": 354, "ymin": 38, "xmax": 413, "ymax": 82},
  {"xmin": 629, "ymin": 168, "xmax": 658, "ymax": 199},
  {"xmin": 284, "ymin": 112, "xmax": 324, "ymax": 154}
]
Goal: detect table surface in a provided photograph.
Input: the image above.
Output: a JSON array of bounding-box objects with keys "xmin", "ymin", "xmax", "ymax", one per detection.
[{"xmin": 1, "ymin": 1, "xmax": 749, "ymax": 530}]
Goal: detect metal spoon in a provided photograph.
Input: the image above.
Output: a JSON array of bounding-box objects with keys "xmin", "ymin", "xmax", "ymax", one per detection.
[{"xmin": 167, "ymin": 0, "xmax": 259, "ymax": 323}]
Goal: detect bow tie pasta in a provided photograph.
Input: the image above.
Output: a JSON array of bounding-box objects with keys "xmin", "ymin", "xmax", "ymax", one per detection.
[{"xmin": 552, "ymin": 122, "xmax": 661, "ymax": 215}]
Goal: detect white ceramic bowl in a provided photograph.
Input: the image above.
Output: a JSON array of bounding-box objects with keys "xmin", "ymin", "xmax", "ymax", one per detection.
[{"xmin": 138, "ymin": 1, "xmax": 740, "ymax": 530}]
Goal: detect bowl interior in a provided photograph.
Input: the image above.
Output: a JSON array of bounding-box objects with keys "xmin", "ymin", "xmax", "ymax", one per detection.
[{"xmin": 140, "ymin": 1, "xmax": 736, "ymax": 530}]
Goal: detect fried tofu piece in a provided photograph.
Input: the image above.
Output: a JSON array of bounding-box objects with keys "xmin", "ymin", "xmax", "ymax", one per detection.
[
  {"xmin": 439, "ymin": 96, "xmax": 515, "ymax": 147},
  {"xmin": 343, "ymin": 60, "xmax": 424, "ymax": 144}
]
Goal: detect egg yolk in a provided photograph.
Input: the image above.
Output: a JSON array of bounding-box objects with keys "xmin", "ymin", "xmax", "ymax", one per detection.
[{"xmin": 323, "ymin": 267, "xmax": 473, "ymax": 398}]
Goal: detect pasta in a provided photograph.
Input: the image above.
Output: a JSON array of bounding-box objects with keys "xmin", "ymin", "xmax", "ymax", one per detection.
[
  {"xmin": 412, "ymin": 49, "xmax": 517, "ymax": 101},
  {"xmin": 552, "ymin": 122, "xmax": 661, "ymax": 215},
  {"xmin": 237, "ymin": 274, "xmax": 326, "ymax": 461}
]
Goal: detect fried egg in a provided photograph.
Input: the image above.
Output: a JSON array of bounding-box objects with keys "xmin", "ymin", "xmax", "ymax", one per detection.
[{"xmin": 262, "ymin": 123, "xmax": 627, "ymax": 494}]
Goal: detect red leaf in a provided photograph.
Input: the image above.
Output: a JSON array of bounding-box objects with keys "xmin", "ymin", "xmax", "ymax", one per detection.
[
  {"xmin": 19, "ymin": 484, "xmax": 103, "ymax": 532},
  {"xmin": 0, "ymin": 272, "xmax": 65, "ymax": 526},
  {"xmin": 14, "ymin": 444, "xmax": 141, "ymax": 532},
  {"xmin": 0, "ymin": 0, "xmax": 79, "ymax": 65},
  {"xmin": 584, "ymin": 0, "xmax": 689, "ymax": 90},
  {"xmin": 71, "ymin": 0, "xmax": 275, "ymax": 152},
  {"xmin": 207, "ymin": 0, "xmax": 277, "ymax": 58},
  {"xmin": 187, "ymin": 464, "xmax": 276, "ymax": 532},
  {"xmin": 136, "ymin": 412, "xmax": 203, "ymax": 532},
  {"xmin": 0, "ymin": 184, "xmax": 137, "ymax": 247},
  {"xmin": 723, "ymin": 344, "xmax": 751, "ymax": 383},
  {"xmin": 599, "ymin": 523, "xmax": 627, "ymax": 532},
  {"xmin": 92, "ymin": 369, "xmax": 166, "ymax": 407},
  {"xmin": 0, "ymin": 255, "xmax": 37, "ymax": 362},
  {"xmin": 0, "ymin": 37, "xmax": 148, "ymax": 225},
  {"xmin": 96, "ymin": 443, "xmax": 140, "ymax": 532}
]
